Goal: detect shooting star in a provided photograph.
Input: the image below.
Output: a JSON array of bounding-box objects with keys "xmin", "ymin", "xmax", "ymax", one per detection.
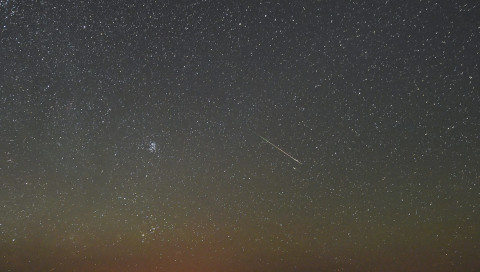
[{"xmin": 259, "ymin": 135, "xmax": 302, "ymax": 165}]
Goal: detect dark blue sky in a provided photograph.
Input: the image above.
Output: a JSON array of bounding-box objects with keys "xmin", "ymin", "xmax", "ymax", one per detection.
[{"xmin": 1, "ymin": 1, "xmax": 479, "ymax": 271}]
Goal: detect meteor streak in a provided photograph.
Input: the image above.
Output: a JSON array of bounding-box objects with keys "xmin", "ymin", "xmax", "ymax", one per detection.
[{"xmin": 259, "ymin": 135, "xmax": 302, "ymax": 164}]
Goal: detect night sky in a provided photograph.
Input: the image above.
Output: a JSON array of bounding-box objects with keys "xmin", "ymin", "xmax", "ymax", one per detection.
[{"xmin": 1, "ymin": 0, "xmax": 479, "ymax": 271}]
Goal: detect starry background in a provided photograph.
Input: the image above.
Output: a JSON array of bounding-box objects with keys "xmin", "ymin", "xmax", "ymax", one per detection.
[{"xmin": 1, "ymin": 0, "xmax": 479, "ymax": 271}]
